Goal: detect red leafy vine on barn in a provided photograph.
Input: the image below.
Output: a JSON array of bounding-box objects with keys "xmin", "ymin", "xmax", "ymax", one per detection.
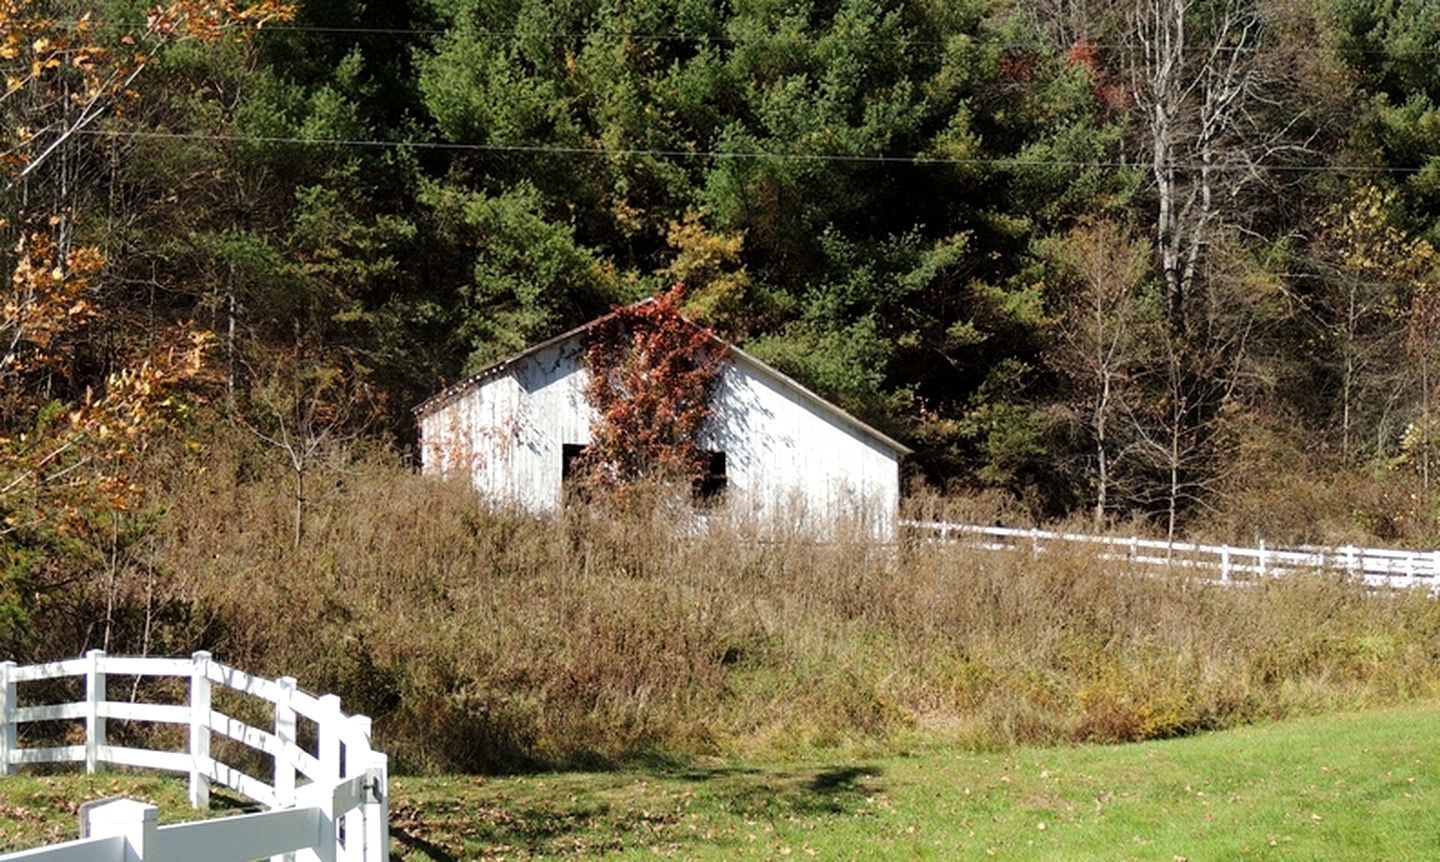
[{"xmin": 577, "ymin": 285, "xmax": 727, "ymax": 502}]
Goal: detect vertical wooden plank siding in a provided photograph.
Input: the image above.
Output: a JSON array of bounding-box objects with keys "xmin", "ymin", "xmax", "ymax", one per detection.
[{"xmin": 709, "ymin": 359, "xmax": 900, "ymax": 539}]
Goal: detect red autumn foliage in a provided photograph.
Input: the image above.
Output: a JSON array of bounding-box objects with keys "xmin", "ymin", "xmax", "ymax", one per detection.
[
  {"xmin": 1067, "ymin": 39, "xmax": 1100, "ymax": 73},
  {"xmin": 1068, "ymin": 39, "xmax": 1130, "ymax": 117},
  {"xmin": 996, "ymin": 53, "xmax": 1035, "ymax": 81},
  {"xmin": 577, "ymin": 284, "xmax": 727, "ymax": 503}
]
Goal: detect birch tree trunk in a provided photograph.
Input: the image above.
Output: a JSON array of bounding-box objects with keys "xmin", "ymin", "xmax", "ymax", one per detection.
[
  {"xmin": 1130, "ymin": 0, "xmax": 1278, "ymax": 531},
  {"xmin": 1135, "ymin": 0, "xmax": 1264, "ymax": 339},
  {"xmin": 1052, "ymin": 222, "xmax": 1153, "ymax": 529}
]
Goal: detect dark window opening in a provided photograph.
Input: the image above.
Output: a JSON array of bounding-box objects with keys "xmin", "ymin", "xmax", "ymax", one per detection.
[
  {"xmin": 562, "ymin": 443, "xmax": 588, "ymax": 481},
  {"xmin": 693, "ymin": 451, "xmax": 727, "ymax": 506},
  {"xmin": 561, "ymin": 443, "xmax": 591, "ymax": 505}
]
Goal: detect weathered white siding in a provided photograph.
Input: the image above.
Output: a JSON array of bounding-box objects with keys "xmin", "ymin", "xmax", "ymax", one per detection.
[
  {"xmin": 705, "ymin": 356, "xmax": 900, "ymax": 538},
  {"xmin": 419, "ymin": 334, "xmax": 904, "ymax": 539},
  {"xmin": 419, "ymin": 340, "xmax": 592, "ymax": 512}
]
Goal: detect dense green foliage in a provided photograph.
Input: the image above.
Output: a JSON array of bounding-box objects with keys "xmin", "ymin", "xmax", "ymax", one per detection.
[{"xmin": 10, "ymin": 0, "xmax": 1440, "ymax": 531}]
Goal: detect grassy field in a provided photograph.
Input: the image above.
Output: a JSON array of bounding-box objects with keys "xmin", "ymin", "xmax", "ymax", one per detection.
[
  {"xmin": 20, "ymin": 449, "xmax": 1440, "ymax": 773},
  {"xmin": 2, "ymin": 701, "xmax": 1436, "ymax": 860}
]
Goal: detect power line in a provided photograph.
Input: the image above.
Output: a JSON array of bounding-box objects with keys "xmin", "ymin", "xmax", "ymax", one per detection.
[
  {"xmin": 78, "ymin": 127, "xmax": 1427, "ymax": 175},
  {"xmin": 264, "ymin": 26, "xmax": 1440, "ymax": 58},
  {"xmin": 16, "ymin": 17, "xmax": 1440, "ymax": 56}
]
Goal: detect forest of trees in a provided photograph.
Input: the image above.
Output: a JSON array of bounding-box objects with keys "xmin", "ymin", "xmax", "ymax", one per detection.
[{"xmin": 5, "ymin": 0, "xmax": 1440, "ymax": 562}]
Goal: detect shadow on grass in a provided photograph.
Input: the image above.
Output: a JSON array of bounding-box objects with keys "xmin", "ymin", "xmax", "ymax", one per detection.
[
  {"xmin": 207, "ymin": 787, "xmax": 263, "ymax": 814},
  {"xmin": 389, "ymin": 763, "xmax": 885, "ymax": 860},
  {"xmin": 686, "ymin": 763, "xmax": 884, "ymax": 818},
  {"xmin": 392, "ymin": 827, "xmax": 459, "ymax": 862}
]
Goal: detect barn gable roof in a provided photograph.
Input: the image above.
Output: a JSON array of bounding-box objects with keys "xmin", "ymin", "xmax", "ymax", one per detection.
[{"xmin": 413, "ymin": 308, "xmax": 913, "ymax": 457}]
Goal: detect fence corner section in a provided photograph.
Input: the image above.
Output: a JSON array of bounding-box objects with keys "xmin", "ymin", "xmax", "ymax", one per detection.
[
  {"xmin": 189, "ymin": 651, "xmax": 213, "ymax": 809},
  {"xmin": 0, "ymin": 660, "xmax": 15, "ymax": 776}
]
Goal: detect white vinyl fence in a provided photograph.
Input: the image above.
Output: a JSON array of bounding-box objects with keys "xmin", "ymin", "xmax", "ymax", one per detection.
[
  {"xmin": 903, "ymin": 520, "xmax": 1440, "ymax": 590},
  {"xmin": 0, "ymin": 651, "xmax": 387, "ymax": 862}
]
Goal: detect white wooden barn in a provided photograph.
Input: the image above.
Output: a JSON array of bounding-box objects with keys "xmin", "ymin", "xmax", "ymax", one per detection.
[{"xmin": 414, "ymin": 313, "xmax": 910, "ymax": 539}]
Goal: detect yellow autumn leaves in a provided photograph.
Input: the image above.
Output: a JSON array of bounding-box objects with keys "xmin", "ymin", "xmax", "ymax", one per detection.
[{"xmin": 1, "ymin": 1, "xmax": 292, "ymax": 533}]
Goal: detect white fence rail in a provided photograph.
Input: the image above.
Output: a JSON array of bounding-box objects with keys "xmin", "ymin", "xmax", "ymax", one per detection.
[
  {"xmin": 0, "ymin": 651, "xmax": 387, "ymax": 862},
  {"xmin": 902, "ymin": 520, "xmax": 1440, "ymax": 590}
]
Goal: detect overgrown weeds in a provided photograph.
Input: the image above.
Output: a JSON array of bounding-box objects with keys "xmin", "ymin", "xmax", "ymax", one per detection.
[{"xmin": 11, "ymin": 429, "xmax": 1440, "ymax": 772}]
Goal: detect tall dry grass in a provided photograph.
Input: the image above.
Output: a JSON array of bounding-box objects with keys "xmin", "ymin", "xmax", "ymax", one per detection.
[{"xmin": 26, "ymin": 429, "xmax": 1440, "ymax": 772}]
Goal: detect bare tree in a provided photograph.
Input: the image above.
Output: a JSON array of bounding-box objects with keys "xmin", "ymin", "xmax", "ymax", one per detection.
[
  {"xmin": 1015, "ymin": 0, "xmax": 1131, "ymax": 48},
  {"xmin": 1127, "ymin": 0, "xmax": 1308, "ymax": 534},
  {"xmin": 1310, "ymin": 187, "xmax": 1414, "ymax": 461},
  {"xmin": 1133, "ymin": 0, "xmax": 1273, "ymax": 336},
  {"xmin": 240, "ymin": 360, "xmax": 374, "ymax": 548},
  {"xmin": 1127, "ymin": 241, "xmax": 1263, "ymax": 542},
  {"xmin": 1050, "ymin": 221, "xmax": 1155, "ymax": 526},
  {"xmin": 1407, "ymin": 278, "xmax": 1440, "ymax": 496}
]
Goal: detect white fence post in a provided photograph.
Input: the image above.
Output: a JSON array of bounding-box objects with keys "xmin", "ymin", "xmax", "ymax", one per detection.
[
  {"xmin": 85, "ymin": 798, "xmax": 157, "ymax": 862},
  {"xmin": 295, "ymin": 779, "xmax": 338, "ymax": 862},
  {"xmin": 316, "ymin": 694, "xmax": 343, "ymax": 860},
  {"xmin": 1220, "ymin": 546, "xmax": 1231, "ymax": 582},
  {"xmin": 274, "ymin": 676, "xmax": 299, "ymax": 862},
  {"xmin": 85, "ymin": 649, "xmax": 106, "ymax": 774},
  {"xmin": 0, "ymin": 660, "xmax": 14, "ymax": 777},
  {"xmin": 318, "ymin": 694, "xmax": 342, "ymax": 782},
  {"xmin": 1258, "ymin": 540, "xmax": 1266, "ymax": 577},
  {"xmin": 275, "ymin": 677, "xmax": 298, "ymax": 809},
  {"xmin": 363, "ymin": 753, "xmax": 388, "ymax": 862},
  {"xmin": 189, "ymin": 651, "xmax": 212, "ymax": 809},
  {"xmin": 342, "ymin": 716, "xmax": 370, "ymax": 862}
]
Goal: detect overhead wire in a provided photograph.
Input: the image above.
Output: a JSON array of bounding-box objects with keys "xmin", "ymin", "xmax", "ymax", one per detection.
[
  {"xmin": 17, "ymin": 12, "xmax": 1431, "ymax": 178},
  {"xmin": 11, "ymin": 17, "xmax": 1440, "ymax": 55},
  {"xmin": 76, "ymin": 128, "xmax": 1427, "ymax": 175}
]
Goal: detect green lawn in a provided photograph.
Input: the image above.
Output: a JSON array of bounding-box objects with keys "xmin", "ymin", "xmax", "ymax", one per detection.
[
  {"xmin": 3, "ymin": 702, "xmax": 1438, "ymax": 860},
  {"xmin": 0, "ymin": 774, "xmax": 198, "ymax": 852},
  {"xmin": 389, "ymin": 703, "xmax": 1440, "ymax": 860}
]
